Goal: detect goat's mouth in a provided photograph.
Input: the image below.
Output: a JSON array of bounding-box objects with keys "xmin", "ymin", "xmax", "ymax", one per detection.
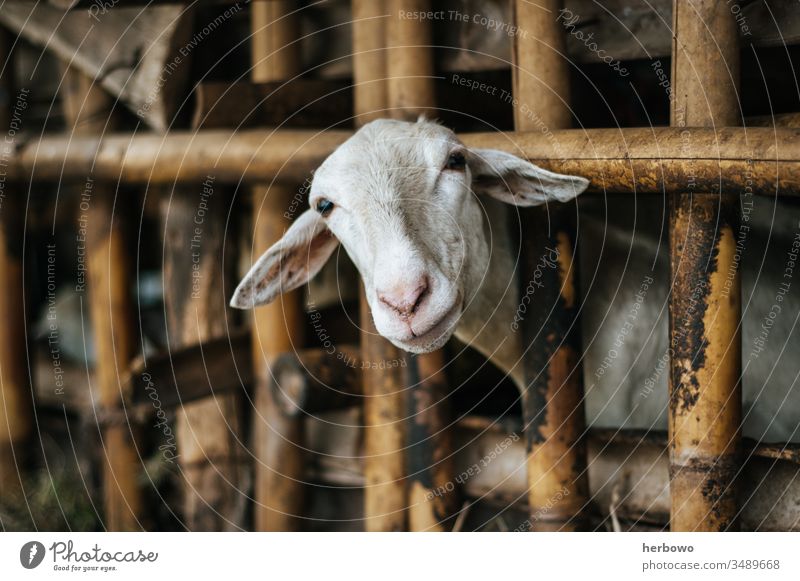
[{"xmin": 391, "ymin": 299, "xmax": 463, "ymax": 354}]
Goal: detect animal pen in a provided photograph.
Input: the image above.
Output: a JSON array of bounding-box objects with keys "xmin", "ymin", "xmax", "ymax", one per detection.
[{"xmin": 1, "ymin": 0, "xmax": 800, "ymax": 536}]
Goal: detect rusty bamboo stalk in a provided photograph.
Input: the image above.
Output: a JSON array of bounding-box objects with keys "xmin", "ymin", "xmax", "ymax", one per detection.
[
  {"xmin": 512, "ymin": 0, "xmax": 589, "ymax": 531},
  {"xmin": 250, "ymin": 0, "xmax": 307, "ymax": 533},
  {"xmin": 668, "ymin": 0, "xmax": 742, "ymax": 532},
  {"xmin": 60, "ymin": 67, "xmax": 143, "ymax": 531},
  {"xmin": 8, "ymin": 126, "xmax": 800, "ymax": 194},
  {"xmin": 386, "ymin": 0, "xmax": 436, "ymax": 119},
  {"xmin": 406, "ymin": 352, "xmax": 456, "ymax": 531},
  {"xmin": 0, "ymin": 29, "xmax": 31, "ymax": 497}
]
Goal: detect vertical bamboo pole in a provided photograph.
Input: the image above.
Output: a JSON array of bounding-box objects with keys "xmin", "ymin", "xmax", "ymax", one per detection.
[
  {"xmin": 60, "ymin": 67, "xmax": 143, "ymax": 530},
  {"xmin": 386, "ymin": 0, "xmax": 435, "ymax": 119},
  {"xmin": 250, "ymin": 0, "xmax": 306, "ymax": 532},
  {"xmin": 352, "ymin": 0, "xmax": 389, "ymax": 124},
  {"xmin": 0, "ymin": 29, "xmax": 32, "ymax": 497},
  {"xmin": 512, "ymin": 0, "xmax": 589, "ymax": 531},
  {"xmin": 406, "ymin": 352, "xmax": 456, "ymax": 531},
  {"xmin": 669, "ymin": 0, "xmax": 742, "ymax": 531}
]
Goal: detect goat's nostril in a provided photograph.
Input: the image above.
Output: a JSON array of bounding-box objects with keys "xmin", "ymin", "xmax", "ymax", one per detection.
[{"xmin": 378, "ymin": 278, "xmax": 428, "ymax": 317}]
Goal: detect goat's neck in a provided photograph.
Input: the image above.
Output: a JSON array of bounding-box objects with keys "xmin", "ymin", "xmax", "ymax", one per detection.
[{"xmin": 453, "ymin": 201, "xmax": 525, "ymax": 388}]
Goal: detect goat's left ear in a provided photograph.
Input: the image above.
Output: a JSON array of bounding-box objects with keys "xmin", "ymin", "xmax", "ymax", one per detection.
[
  {"xmin": 230, "ymin": 209, "xmax": 339, "ymax": 309},
  {"xmin": 468, "ymin": 148, "xmax": 589, "ymax": 206}
]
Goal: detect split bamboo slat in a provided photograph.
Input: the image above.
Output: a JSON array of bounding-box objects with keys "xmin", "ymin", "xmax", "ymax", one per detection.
[
  {"xmin": 250, "ymin": 0, "xmax": 306, "ymax": 533},
  {"xmin": 668, "ymin": 0, "xmax": 742, "ymax": 531},
  {"xmin": 353, "ymin": 0, "xmax": 408, "ymax": 533},
  {"xmin": 0, "ymin": 28, "xmax": 31, "ymax": 500},
  {"xmin": 512, "ymin": 0, "xmax": 589, "ymax": 531},
  {"xmin": 60, "ymin": 67, "xmax": 143, "ymax": 531}
]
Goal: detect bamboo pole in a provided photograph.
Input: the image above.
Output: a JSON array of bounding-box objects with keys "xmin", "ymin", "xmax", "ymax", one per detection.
[
  {"xmin": 352, "ymin": 0, "xmax": 388, "ymax": 124},
  {"xmin": 8, "ymin": 126, "xmax": 800, "ymax": 194},
  {"xmin": 668, "ymin": 0, "xmax": 742, "ymax": 532},
  {"xmin": 161, "ymin": 185, "xmax": 247, "ymax": 531},
  {"xmin": 512, "ymin": 0, "xmax": 589, "ymax": 531},
  {"xmin": 60, "ymin": 67, "xmax": 143, "ymax": 530},
  {"xmin": 0, "ymin": 29, "xmax": 31, "ymax": 498},
  {"xmin": 406, "ymin": 353, "xmax": 456, "ymax": 531},
  {"xmin": 250, "ymin": 0, "xmax": 307, "ymax": 532},
  {"xmin": 386, "ymin": 0, "xmax": 435, "ymax": 119}
]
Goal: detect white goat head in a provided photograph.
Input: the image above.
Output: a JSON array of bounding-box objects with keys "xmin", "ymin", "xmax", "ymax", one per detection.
[{"xmin": 230, "ymin": 118, "xmax": 589, "ymax": 353}]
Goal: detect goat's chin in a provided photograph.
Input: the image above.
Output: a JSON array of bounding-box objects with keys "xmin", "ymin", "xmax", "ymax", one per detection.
[
  {"xmin": 384, "ymin": 301, "xmax": 462, "ymax": 354},
  {"xmin": 389, "ymin": 328, "xmax": 454, "ymax": 354}
]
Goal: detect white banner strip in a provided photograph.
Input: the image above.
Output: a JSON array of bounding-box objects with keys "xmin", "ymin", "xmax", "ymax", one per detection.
[{"xmin": 1, "ymin": 532, "xmax": 799, "ymax": 579}]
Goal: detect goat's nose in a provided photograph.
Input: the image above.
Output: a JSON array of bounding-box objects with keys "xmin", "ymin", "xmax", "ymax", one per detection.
[{"xmin": 378, "ymin": 277, "xmax": 428, "ymax": 318}]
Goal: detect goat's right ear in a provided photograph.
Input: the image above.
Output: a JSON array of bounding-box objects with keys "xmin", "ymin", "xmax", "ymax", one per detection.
[
  {"xmin": 468, "ymin": 148, "xmax": 589, "ymax": 206},
  {"xmin": 230, "ymin": 209, "xmax": 338, "ymax": 308}
]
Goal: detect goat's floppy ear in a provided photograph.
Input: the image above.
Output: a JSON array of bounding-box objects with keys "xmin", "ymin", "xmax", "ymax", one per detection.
[
  {"xmin": 230, "ymin": 209, "xmax": 338, "ymax": 308},
  {"xmin": 468, "ymin": 148, "xmax": 589, "ymax": 206}
]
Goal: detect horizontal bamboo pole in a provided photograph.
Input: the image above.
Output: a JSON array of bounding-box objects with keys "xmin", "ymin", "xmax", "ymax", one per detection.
[{"xmin": 7, "ymin": 127, "xmax": 800, "ymax": 193}]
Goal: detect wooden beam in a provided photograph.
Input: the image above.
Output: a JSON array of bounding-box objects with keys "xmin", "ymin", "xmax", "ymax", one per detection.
[
  {"xmin": 668, "ymin": 0, "xmax": 742, "ymax": 532},
  {"xmin": 161, "ymin": 180, "xmax": 247, "ymax": 531},
  {"xmin": 128, "ymin": 328, "xmax": 252, "ymax": 409},
  {"xmin": 512, "ymin": 0, "xmax": 589, "ymax": 531},
  {"xmin": 8, "ymin": 126, "xmax": 800, "ymax": 195}
]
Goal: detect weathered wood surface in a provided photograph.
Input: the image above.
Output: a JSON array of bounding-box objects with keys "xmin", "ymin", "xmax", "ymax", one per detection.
[
  {"xmin": 128, "ymin": 328, "xmax": 251, "ymax": 410},
  {"xmin": 0, "ymin": 2, "xmax": 194, "ymax": 131},
  {"xmin": 161, "ymin": 183, "xmax": 248, "ymax": 531},
  {"xmin": 668, "ymin": 0, "xmax": 742, "ymax": 532}
]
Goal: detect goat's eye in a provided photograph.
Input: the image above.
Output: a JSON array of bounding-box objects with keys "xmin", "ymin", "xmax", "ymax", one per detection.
[
  {"xmin": 445, "ymin": 151, "xmax": 467, "ymax": 171},
  {"xmin": 315, "ymin": 198, "xmax": 335, "ymax": 216}
]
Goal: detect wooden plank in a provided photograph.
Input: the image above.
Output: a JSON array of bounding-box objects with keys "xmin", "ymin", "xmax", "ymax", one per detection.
[
  {"xmin": 0, "ymin": 2, "xmax": 194, "ymax": 131},
  {"xmin": 192, "ymin": 80, "xmax": 353, "ymax": 129},
  {"xmin": 161, "ymin": 181, "xmax": 248, "ymax": 531},
  {"xmin": 128, "ymin": 328, "xmax": 252, "ymax": 409}
]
